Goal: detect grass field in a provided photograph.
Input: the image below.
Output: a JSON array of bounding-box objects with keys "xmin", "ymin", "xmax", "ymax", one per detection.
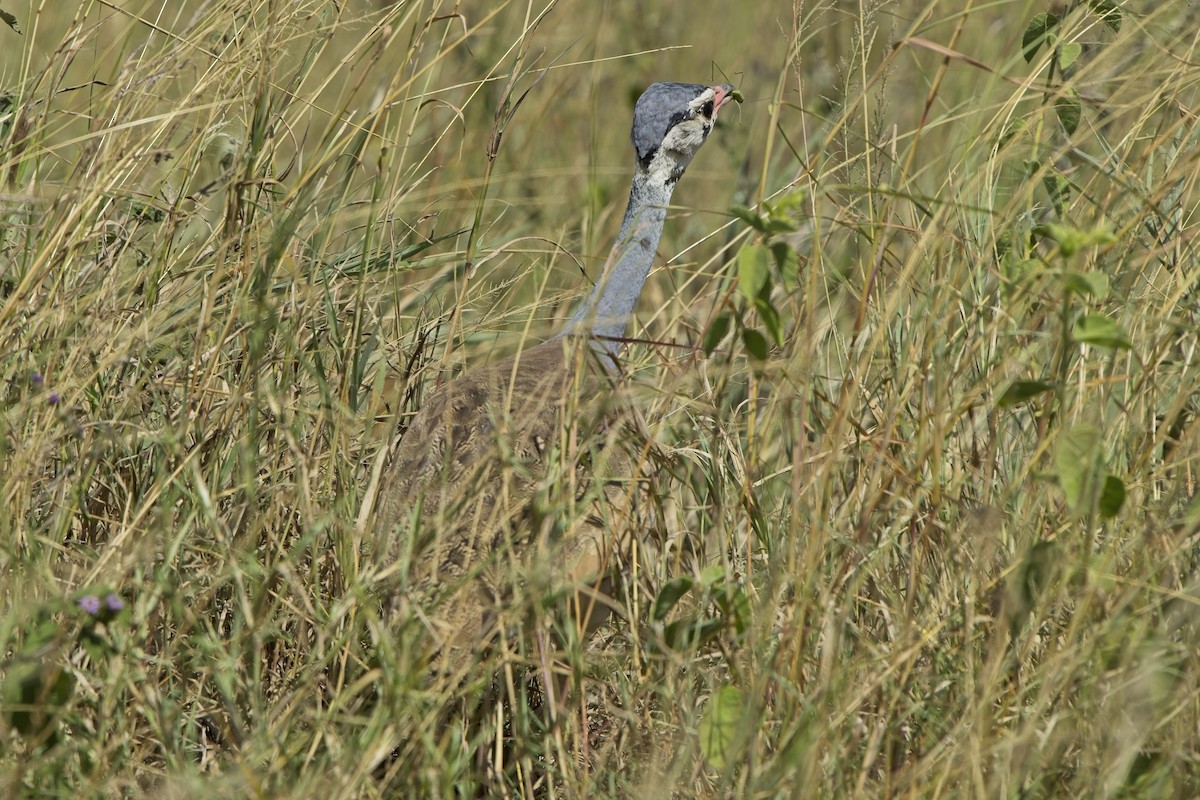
[{"xmin": 3, "ymin": 0, "xmax": 1200, "ymax": 796}]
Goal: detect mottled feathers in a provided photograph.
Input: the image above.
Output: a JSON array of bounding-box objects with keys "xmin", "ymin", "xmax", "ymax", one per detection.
[{"xmin": 374, "ymin": 337, "xmax": 643, "ymax": 669}]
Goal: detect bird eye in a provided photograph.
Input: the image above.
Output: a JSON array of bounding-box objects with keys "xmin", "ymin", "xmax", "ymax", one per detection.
[{"xmin": 701, "ymin": 99, "xmax": 715, "ymax": 118}]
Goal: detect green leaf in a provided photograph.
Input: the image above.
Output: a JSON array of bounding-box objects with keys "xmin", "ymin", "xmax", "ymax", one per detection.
[
  {"xmin": 653, "ymin": 576, "xmax": 695, "ymax": 622},
  {"xmin": 1033, "ymin": 222, "xmax": 1115, "ymax": 257},
  {"xmin": 772, "ymin": 242, "xmax": 800, "ymax": 291},
  {"xmin": 1056, "ymin": 87, "xmax": 1081, "ymax": 135},
  {"xmin": 766, "ymin": 189, "xmax": 807, "ymax": 215},
  {"xmin": 1058, "ymin": 41, "xmax": 1082, "ymax": 70},
  {"xmin": 20, "ymin": 614, "xmax": 62, "ymax": 656},
  {"xmin": 1056, "ymin": 424, "xmax": 1102, "ymax": 513},
  {"xmin": 730, "ymin": 205, "xmax": 767, "ymax": 233},
  {"xmin": 742, "ymin": 328, "xmax": 769, "ymax": 361},
  {"xmin": 761, "ymin": 199, "xmax": 801, "ymax": 233},
  {"xmin": 715, "ymin": 585, "xmax": 752, "ymax": 635},
  {"xmin": 738, "ymin": 244, "xmax": 771, "ymax": 301},
  {"xmin": 1018, "ymin": 541, "xmax": 1060, "ymax": 613},
  {"xmin": 1062, "ymin": 271, "xmax": 1109, "ymax": 299},
  {"xmin": 699, "ymin": 685, "xmax": 745, "ymax": 771},
  {"xmin": 4, "ymin": 662, "xmax": 75, "ymax": 744},
  {"xmin": 0, "ymin": 9, "xmax": 21, "ymax": 34},
  {"xmin": 1043, "ymin": 172, "xmax": 1072, "ymax": 215},
  {"xmin": 1090, "ymin": 0, "xmax": 1121, "ymax": 32},
  {"xmin": 703, "ymin": 313, "xmax": 732, "ymax": 356},
  {"xmin": 1023, "ymin": 13, "xmax": 1060, "ymax": 62},
  {"xmin": 763, "ymin": 214, "xmax": 799, "ymax": 235},
  {"xmin": 1099, "ymin": 473, "xmax": 1126, "ymax": 519},
  {"xmin": 700, "ymin": 564, "xmax": 726, "ymax": 586},
  {"xmin": 663, "ymin": 617, "xmax": 723, "ymax": 651},
  {"xmin": 754, "ymin": 294, "xmax": 785, "ymax": 346},
  {"xmin": 1002, "ymin": 257, "xmax": 1041, "ymax": 287},
  {"xmin": 993, "ymin": 229, "xmax": 1011, "ymax": 259},
  {"xmin": 1081, "ymin": 223, "xmax": 1117, "ymax": 248},
  {"xmin": 997, "ymin": 380, "xmax": 1055, "ymax": 407},
  {"xmin": 1073, "ymin": 314, "xmax": 1132, "ymax": 350},
  {"xmin": 997, "ymin": 118, "xmax": 1029, "ymax": 150}
]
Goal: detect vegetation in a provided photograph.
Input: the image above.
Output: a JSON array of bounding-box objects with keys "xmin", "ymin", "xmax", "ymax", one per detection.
[{"xmin": 3, "ymin": 0, "xmax": 1199, "ymax": 796}]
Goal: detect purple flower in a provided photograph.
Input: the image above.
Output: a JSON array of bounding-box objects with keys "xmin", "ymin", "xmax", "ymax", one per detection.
[
  {"xmin": 48, "ymin": 393, "xmax": 61, "ymax": 405},
  {"xmin": 78, "ymin": 595, "xmax": 101, "ymax": 615},
  {"xmin": 105, "ymin": 594, "xmax": 124, "ymax": 612},
  {"xmin": 31, "ymin": 373, "xmax": 43, "ymax": 385}
]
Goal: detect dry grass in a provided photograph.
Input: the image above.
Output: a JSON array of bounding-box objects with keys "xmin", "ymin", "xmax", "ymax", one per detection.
[{"xmin": 4, "ymin": 0, "xmax": 1200, "ymax": 797}]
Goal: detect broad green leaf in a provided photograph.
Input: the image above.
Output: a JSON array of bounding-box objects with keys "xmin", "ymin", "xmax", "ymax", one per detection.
[
  {"xmin": 700, "ymin": 564, "xmax": 725, "ymax": 586},
  {"xmin": 1023, "ymin": 13, "xmax": 1060, "ymax": 62},
  {"xmin": 1056, "ymin": 423, "xmax": 1102, "ymax": 512},
  {"xmin": 4, "ymin": 662, "xmax": 75, "ymax": 745},
  {"xmin": 997, "ymin": 118, "xmax": 1028, "ymax": 150},
  {"xmin": 1073, "ymin": 314, "xmax": 1132, "ymax": 350},
  {"xmin": 703, "ymin": 313, "xmax": 732, "ymax": 356},
  {"xmin": 1056, "ymin": 88, "xmax": 1081, "ymax": 135},
  {"xmin": 742, "ymin": 328, "xmax": 769, "ymax": 361},
  {"xmin": 0, "ymin": 9, "xmax": 20, "ymax": 34},
  {"xmin": 754, "ymin": 294, "xmax": 785, "ymax": 346},
  {"xmin": 1033, "ymin": 222, "xmax": 1115, "ymax": 257},
  {"xmin": 715, "ymin": 585, "xmax": 752, "ymax": 635},
  {"xmin": 738, "ymin": 244, "xmax": 771, "ymax": 300},
  {"xmin": 1019, "ymin": 541, "xmax": 1060, "ymax": 612},
  {"xmin": 762, "ymin": 199, "xmax": 801, "ymax": 232},
  {"xmin": 653, "ymin": 576, "xmax": 695, "ymax": 622},
  {"xmin": 663, "ymin": 617, "xmax": 723, "ymax": 651},
  {"xmin": 1035, "ymin": 225, "xmax": 1074, "ymax": 255},
  {"xmin": 128, "ymin": 200, "xmax": 166, "ymax": 223},
  {"xmin": 19, "ymin": 613, "xmax": 62, "ymax": 655},
  {"xmin": 1099, "ymin": 473, "xmax": 1126, "ymax": 519},
  {"xmin": 1043, "ymin": 172, "xmax": 1071, "ymax": 215},
  {"xmin": 997, "ymin": 380, "xmax": 1055, "ymax": 407},
  {"xmin": 765, "ymin": 189, "xmax": 807, "ymax": 215},
  {"xmin": 1081, "ymin": 224, "xmax": 1117, "ymax": 248},
  {"xmin": 699, "ymin": 685, "xmax": 745, "ymax": 771},
  {"xmin": 1058, "ymin": 41, "xmax": 1082, "ymax": 70},
  {"xmin": 730, "ymin": 205, "xmax": 767, "ymax": 233},
  {"xmin": 1002, "ymin": 257, "xmax": 1041, "ymax": 286},
  {"xmin": 1090, "ymin": 0, "xmax": 1121, "ymax": 32},
  {"xmin": 764, "ymin": 215, "xmax": 799, "ymax": 235},
  {"xmin": 1062, "ymin": 271, "xmax": 1109, "ymax": 299},
  {"xmin": 772, "ymin": 242, "xmax": 800, "ymax": 291}
]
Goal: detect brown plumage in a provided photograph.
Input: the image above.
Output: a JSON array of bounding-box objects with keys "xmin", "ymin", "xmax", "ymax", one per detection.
[{"xmin": 375, "ymin": 337, "xmax": 640, "ymax": 672}]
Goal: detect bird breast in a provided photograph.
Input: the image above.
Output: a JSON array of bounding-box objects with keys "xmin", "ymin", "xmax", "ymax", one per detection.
[{"xmin": 373, "ymin": 337, "xmax": 637, "ymax": 662}]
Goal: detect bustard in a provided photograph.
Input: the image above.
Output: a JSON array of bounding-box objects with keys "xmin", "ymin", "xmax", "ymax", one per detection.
[{"xmin": 375, "ymin": 81, "xmax": 737, "ymax": 675}]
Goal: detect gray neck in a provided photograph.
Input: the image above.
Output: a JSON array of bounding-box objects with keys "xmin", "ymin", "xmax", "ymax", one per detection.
[{"xmin": 560, "ymin": 168, "xmax": 675, "ymax": 361}]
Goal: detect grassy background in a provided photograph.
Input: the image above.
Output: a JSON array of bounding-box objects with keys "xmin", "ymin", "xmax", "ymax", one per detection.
[{"xmin": 4, "ymin": 0, "xmax": 1200, "ymax": 796}]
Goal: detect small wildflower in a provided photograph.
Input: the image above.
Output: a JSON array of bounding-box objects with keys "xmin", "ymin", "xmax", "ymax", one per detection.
[
  {"xmin": 105, "ymin": 594, "xmax": 124, "ymax": 612},
  {"xmin": 48, "ymin": 393, "xmax": 60, "ymax": 405},
  {"xmin": 31, "ymin": 372, "xmax": 43, "ymax": 385},
  {"xmin": 78, "ymin": 595, "xmax": 101, "ymax": 615}
]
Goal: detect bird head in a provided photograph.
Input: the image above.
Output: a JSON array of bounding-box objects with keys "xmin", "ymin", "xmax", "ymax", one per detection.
[{"xmin": 631, "ymin": 82, "xmax": 737, "ymax": 184}]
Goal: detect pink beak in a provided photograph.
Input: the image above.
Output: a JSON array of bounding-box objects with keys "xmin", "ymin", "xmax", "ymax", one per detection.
[{"xmin": 712, "ymin": 83, "xmax": 738, "ymax": 115}]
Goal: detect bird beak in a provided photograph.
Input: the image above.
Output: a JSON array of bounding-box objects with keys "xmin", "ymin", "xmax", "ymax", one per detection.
[{"xmin": 712, "ymin": 83, "xmax": 739, "ymax": 115}]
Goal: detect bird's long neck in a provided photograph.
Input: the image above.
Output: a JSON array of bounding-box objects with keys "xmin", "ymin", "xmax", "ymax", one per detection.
[{"xmin": 561, "ymin": 167, "xmax": 675, "ymax": 361}]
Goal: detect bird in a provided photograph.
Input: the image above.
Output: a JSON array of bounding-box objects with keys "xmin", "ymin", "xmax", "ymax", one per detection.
[{"xmin": 374, "ymin": 81, "xmax": 738, "ymax": 679}]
